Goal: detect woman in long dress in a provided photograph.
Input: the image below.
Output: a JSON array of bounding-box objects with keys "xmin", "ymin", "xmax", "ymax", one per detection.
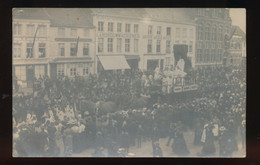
[{"xmin": 171, "ymin": 122, "xmax": 190, "ymax": 156}]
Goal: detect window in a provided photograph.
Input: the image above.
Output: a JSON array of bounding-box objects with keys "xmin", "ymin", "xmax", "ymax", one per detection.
[
  {"xmin": 70, "ymin": 28, "xmax": 77, "ymax": 36},
  {"xmin": 98, "ymin": 21, "xmax": 104, "ymax": 31},
  {"xmin": 13, "ymin": 43, "xmax": 21, "ymax": 58},
  {"xmin": 157, "ymin": 26, "xmax": 161, "ymax": 35},
  {"xmin": 13, "ymin": 23, "xmax": 22, "ymax": 35},
  {"xmin": 218, "ymin": 26, "xmax": 223, "ymax": 41},
  {"xmin": 57, "ymin": 64, "xmax": 65, "ymax": 77},
  {"xmin": 212, "ymin": 50, "xmax": 216, "ymax": 62},
  {"xmin": 148, "ymin": 25, "xmax": 152, "ymax": 35},
  {"xmin": 189, "ymin": 41, "xmax": 193, "ymax": 53},
  {"xmin": 117, "ymin": 23, "xmax": 122, "ymax": 32},
  {"xmin": 58, "ymin": 43, "xmax": 65, "ymax": 56},
  {"xmin": 98, "ymin": 38, "xmax": 104, "ymax": 53},
  {"xmin": 58, "ymin": 28, "xmax": 65, "ymax": 36},
  {"xmin": 70, "ymin": 64, "xmax": 77, "ymax": 76},
  {"xmin": 82, "ymin": 64, "xmax": 89, "ymax": 76},
  {"xmin": 125, "ymin": 24, "xmax": 130, "ymax": 33},
  {"xmin": 212, "ymin": 25, "xmax": 217, "ymax": 41},
  {"xmin": 38, "ymin": 43, "xmax": 46, "ymax": 58},
  {"xmin": 84, "ymin": 29, "xmax": 89, "ymax": 37},
  {"xmin": 26, "ymin": 24, "xmax": 35, "ymax": 36},
  {"xmin": 15, "ymin": 66, "xmax": 26, "ymax": 82},
  {"xmin": 205, "ymin": 49, "xmax": 210, "ymax": 63},
  {"xmin": 70, "ymin": 43, "xmax": 77, "ymax": 56},
  {"xmin": 34, "ymin": 65, "xmax": 45, "ymax": 79},
  {"xmin": 189, "ymin": 29, "xmax": 194, "ymax": 38},
  {"xmin": 156, "ymin": 40, "xmax": 161, "ymax": 53},
  {"xmin": 166, "ymin": 27, "xmax": 171, "ymax": 36},
  {"xmin": 108, "ymin": 38, "xmax": 113, "ymax": 52},
  {"xmin": 182, "ymin": 28, "xmax": 187, "ymax": 38},
  {"xmin": 83, "ymin": 43, "xmax": 89, "ymax": 56},
  {"xmin": 165, "ymin": 57, "xmax": 172, "ymax": 67},
  {"xmin": 108, "ymin": 22, "xmax": 113, "ymax": 32},
  {"xmin": 26, "ymin": 43, "xmax": 33, "ymax": 58},
  {"xmin": 205, "ymin": 24, "xmax": 210, "ymax": 40},
  {"xmin": 117, "ymin": 38, "xmax": 122, "ymax": 52},
  {"xmin": 198, "ymin": 24, "xmax": 203, "ymax": 40},
  {"xmin": 134, "ymin": 24, "xmax": 139, "ymax": 33},
  {"xmin": 125, "ymin": 39, "xmax": 130, "ymax": 52},
  {"xmin": 134, "ymin": 39, "xmax": 138, "ymax": 52},
  {"xmin": 147, "ymin": 40, "xmax": 152, "ymax": 53},
  {"xmin": 176, "ymin": 28, "xmax": 181, "ymax": 38},
  {"xmin": 198, "ymin": 9, "xmax": 204, "ymax": 16},
  {"xmin": 38, "ymin": 25, "xmax": 47, "ymax": 36},
  {"xmin": 166, "ymin": 40, "xmax": 171, "ymax": 53}
]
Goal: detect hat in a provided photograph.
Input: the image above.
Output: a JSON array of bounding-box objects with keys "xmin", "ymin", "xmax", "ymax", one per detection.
[{"xmin": 219, "ymin": 126, "xmax": 226, "ymax": 131}]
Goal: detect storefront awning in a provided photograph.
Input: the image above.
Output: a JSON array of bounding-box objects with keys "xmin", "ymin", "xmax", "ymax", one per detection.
[{"xmin": 98, "ymin": 55, "xmax": 130, "ymax": 70}]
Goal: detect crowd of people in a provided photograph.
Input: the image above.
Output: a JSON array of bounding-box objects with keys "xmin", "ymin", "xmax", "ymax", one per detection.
[{"xmin": 12, "ymin": 64, "xmax": 246, "ymax": 157}]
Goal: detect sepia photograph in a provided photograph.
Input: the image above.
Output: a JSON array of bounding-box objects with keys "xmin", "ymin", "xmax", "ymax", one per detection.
[{"xmin": 12, "ymin": 8, "xmax": 246, "ymax": 157}]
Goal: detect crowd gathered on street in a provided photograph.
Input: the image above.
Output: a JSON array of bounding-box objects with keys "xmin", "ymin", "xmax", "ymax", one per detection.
[{"xmin": 13, "ymin": 64, "xmax": 246, "ymax": 157}]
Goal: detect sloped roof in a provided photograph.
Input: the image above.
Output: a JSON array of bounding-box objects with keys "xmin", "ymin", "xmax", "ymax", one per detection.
[
  {"xmin": 13, "ymin": 8, "xmax": 94, "ymax": 27},
  {"xmin": 91, "ymin": 8, "xmax": 149, "ymax": 19},
  {"xmin": 44, "ymin": 8, "xmax": 94, "ymax": 27},
  {"xmin": 231, "ymin": 25, "xmax": 246, "ymax": 39},
  {"xmin": 91, "ymin": 8, "xmax": 195, "ymax": 24},
  {"xmin": 144, "ymin": 8, "xmax": 195, "ymax": 24},
  {"xmin": 13, "ymin": 8, "xmax": 50, "ymax": 20}
]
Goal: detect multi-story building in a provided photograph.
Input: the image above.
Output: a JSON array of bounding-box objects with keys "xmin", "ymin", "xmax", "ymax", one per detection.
[
  {"xmin": 226, "ymin": 25, "xmax": 246, "ymax": 66},
  {"xmin": 91, "ymin": 8, "xmax": 146, "ymax": 72},
  {"xmin": 47, "ymin": 9, "xmax": 96, "ymax": 79},
  {"xmin": 184, "ymin": 8, "xmax": 232, "ymax": 68},
  {"xmin": 91, "ymin": 8, "xmax": 196, "ymax": 72},
  {"xmin": 13, "ymin": 8, "xmax": 51, "ymax": 89},
  {"xmin": 141, "ymin": 9, "xmax": 196, "ymax": 72}
]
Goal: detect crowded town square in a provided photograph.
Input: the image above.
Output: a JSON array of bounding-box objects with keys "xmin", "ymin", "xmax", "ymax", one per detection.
[{"xmin": 13, "ymin": 64, "xmax": 246, "ymax": 157}]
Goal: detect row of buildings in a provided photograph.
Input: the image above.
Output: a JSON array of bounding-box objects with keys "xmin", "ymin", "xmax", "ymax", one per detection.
[{"xmin": 13, "ymin": 8, "xmax": 246, "ymax": 89}]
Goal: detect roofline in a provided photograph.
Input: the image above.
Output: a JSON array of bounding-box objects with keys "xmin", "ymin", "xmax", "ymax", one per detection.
[{"xmin": 50, "ymin": 24, "xmax": 95, "ymax": 29}]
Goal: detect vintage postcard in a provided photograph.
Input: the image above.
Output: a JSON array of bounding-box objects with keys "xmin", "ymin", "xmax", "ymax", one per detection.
[{"xmin": 12, "ymin": 8, "xmax": 246, "ymax": 157}]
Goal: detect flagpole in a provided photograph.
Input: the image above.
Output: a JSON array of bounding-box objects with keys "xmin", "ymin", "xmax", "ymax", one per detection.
[{"xmin": 30, "ymin": 25, "xmax": 39, "ymax": 58}]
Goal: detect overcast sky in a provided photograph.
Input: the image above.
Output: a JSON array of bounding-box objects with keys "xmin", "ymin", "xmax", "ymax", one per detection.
[{"xmin": 229, "ymin": 8, "xmax": 246, "ymax": 33}]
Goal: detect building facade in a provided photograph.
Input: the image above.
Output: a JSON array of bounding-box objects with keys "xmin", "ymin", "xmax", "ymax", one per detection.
[
  {"xmin": 186, "ymin": 8, "xmax": 232, "ymax": 68},
  {"xmin": 227, "ymin": 26, "xmax": 246, "ymax": 66},
  {"xmin": 91, "ymin": 9, "xmax": 144, "ymax": 72},
  {"xmin": 140, "ymin": 9, "xmax": 196, "ymax": 72},
  {"xmin": 48, "ymin": 9, "xmax": 96, "ymax": 79},
  {"xmin": 91, "ymin": 8, "xmax": 196, "ymax": 73},
  {"xmin": 13, "ymin": 9, "xmax": 51, "ymax": 89}
]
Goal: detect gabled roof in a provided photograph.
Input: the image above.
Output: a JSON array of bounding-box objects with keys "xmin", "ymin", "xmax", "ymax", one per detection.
[{"xmin": 231, "ymin": 25, "xmax": 246, "ymax": 39}]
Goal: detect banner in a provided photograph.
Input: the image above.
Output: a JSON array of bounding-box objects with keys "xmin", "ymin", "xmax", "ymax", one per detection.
[{"xmin": 173, "ymin": 86, "xmax": 182, "ymax": 93}]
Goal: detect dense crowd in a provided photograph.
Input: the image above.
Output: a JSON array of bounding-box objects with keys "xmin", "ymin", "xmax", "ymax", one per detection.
[{"xmin": 13, "ymin": 65, "xmax": 246, "ymax": 157}]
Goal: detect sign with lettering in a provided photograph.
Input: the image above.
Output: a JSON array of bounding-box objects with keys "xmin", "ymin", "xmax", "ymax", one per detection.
[
  {"xmin": 55, "ymin": 38, "xmax": 92, "ymax": 42},
  {"xmin": 182, "ymin": 85, "xmax": 191, "ymax": 92},
  {"xmin": 97, "ymin": 33, "xmax": 140, "ymax": 38},
  {"xmin": 173, "ymin": 86, "xmax": 182, "ymax": 93}
]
